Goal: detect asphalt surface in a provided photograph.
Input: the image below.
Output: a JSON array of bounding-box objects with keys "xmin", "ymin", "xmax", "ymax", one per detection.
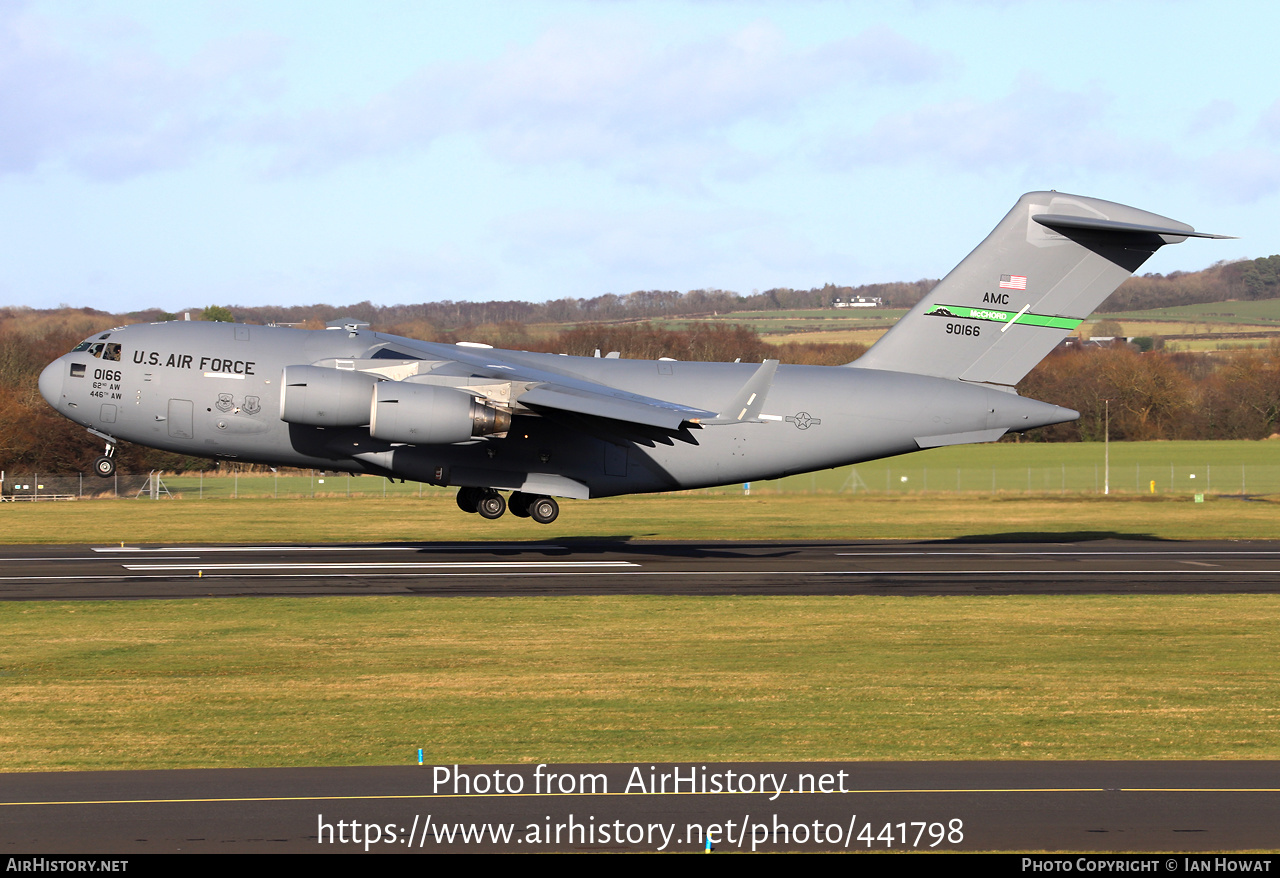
[
  {"xmin": 5, "ymin": 539, "xmax": 1279, "ymax": 854},
  {"xmin": 3, "ymin": 538, "xmax": 1280, "ymax": 599},
  {"xmin": 3, "ymin": 761, "xmax": 1279, "ymax": 853}
]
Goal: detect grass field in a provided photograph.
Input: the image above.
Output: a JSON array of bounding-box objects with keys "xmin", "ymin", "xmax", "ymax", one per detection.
[
  {"xmin": 1104, "ymin": 300, "xmax": 1280, "ymax": 325},
  {"xmin": 644, "ymin": 307, "xmax": 905, "ymax": 344},
  {"xmin": 5, "ymin": 441, "xmax": 1279, "ymax": 774},
  {"xmin": 1090, "ymin": 319, "xmax": 1276, "ymax": 337},
  {"xmin": 6, "ymin": 440, "xmax": 1280, "ymax": 542},
  {"xmin": 12, "ymin": 439, "xmax": 1280, "ymax": 504},
  {"xmin": 637, "ymin": 301, "xmax": 1280, "ymax": 345},
  {"xmin": 2, "ymin": 493, "xmax": 1279, "ymax": 544},
  {"xmin": 524, "ymin": 301, "xmax": 1280, "ymax": 351},
  {"xmin": 765, "ymin": 328, "xmax": 889, "ymax": 346},
  {"xmin": 1163, "ymin": 339, "xmax": 1275, "ymax": 352},
  {"xmin": 725, "ymin": 439, "xmax": 1280, "ymax": 497},
  {"xmin": 5, "ymin": 595, "xmax": 1278, "ymax": 771}
]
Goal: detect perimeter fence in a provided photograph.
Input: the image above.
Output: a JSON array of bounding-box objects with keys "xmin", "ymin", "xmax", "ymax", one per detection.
[
  {"xmin": 0, "ymin": 471, "xmax": 436, "ymax": 501},
  {"xmin": 717, "ymin": 461, "xmax": 1280, "ymax": 497},
  {"xmin": 4, "ymin": 460, "xmax": 1279, "ymax": 501}
]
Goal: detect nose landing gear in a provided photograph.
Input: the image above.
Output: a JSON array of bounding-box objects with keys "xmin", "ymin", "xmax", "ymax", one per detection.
[{"xmin": 92, "ymin": 441, "xmax": 117, "ymax": 478}]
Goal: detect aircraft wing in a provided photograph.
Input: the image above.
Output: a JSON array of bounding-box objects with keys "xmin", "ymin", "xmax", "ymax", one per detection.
[
  {"xmin": 516, "ymin": 384, "xmax": 715, "ymax": 430},
  {"xmin": 392, "ymin": 339, "xmax": 720, "ymax": 429}
]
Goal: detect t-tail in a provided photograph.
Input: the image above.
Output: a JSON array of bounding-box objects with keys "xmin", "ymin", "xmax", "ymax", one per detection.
[{"xmin": 850, "ymin": 191, "xmax": 1229, "ymax": 386}]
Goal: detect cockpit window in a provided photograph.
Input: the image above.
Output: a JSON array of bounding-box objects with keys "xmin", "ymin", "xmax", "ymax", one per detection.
[{"xmin": 71, "ymin": 335, "xmax": 120, "ymax": 358}]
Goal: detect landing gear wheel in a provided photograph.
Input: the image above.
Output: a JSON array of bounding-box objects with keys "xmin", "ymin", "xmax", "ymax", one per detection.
[
  {"xmin": 508, "ymin": 492, "xmax": 532, "ymax": 518},
  {"xmin": 477, "ymin": 491, "xmax": 507, "ymax": 520},
  {"xmin": 93, "ymin": 455, "xmax": 116, "ymax": 478},
  {"xmin": 529, "ymin": 496, "xmax": 559, "ymax": 525},
  {"xmin": 456, "ymin": 486, "xmax": 481, "ymax": 514}
]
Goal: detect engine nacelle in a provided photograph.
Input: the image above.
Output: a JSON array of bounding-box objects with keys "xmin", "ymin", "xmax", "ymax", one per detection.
[
  {"xmin": 279, "ymin": 365, "xmax": 379, "ymax": 427},
  {"xmin": 370, "ymin": 381, "xmax": 512, "ymax": 445}
]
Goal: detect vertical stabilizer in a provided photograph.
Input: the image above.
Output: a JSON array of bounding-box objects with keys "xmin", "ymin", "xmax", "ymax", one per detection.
[{"xmin": 849, "ymin": 192, "xmax": 1226, "ymax": 385}]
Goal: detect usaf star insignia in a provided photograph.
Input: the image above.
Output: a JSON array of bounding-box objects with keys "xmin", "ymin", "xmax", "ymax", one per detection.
[{"xmin": 786, "ymin": 412, "xmax": 821, "ymax": 430}]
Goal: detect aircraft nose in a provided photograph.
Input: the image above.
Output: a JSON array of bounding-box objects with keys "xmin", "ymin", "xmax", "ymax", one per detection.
[{"xmin": 38, "ymin": 359, "xmax": 64, "ymax": 408}]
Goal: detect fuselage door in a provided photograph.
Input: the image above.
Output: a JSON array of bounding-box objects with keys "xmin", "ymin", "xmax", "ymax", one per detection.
[{"xmin": 168, "ymin": 399, "xmax": 194, "ymax": 439}]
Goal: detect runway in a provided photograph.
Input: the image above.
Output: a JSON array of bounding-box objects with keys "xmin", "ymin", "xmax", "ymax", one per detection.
[
  {"xmin": 1, "ymin": 539, "xmax": 1279, "ymax": 599},
  {"xmin": 5, "ymin": 539, "xmax": 1278, "ymax": 854},
  {"xmin": 5, "ymin": 761, "xmax": 1280, "ymax": 853}
]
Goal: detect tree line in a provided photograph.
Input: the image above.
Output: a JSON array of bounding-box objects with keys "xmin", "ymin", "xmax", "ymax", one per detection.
[
  {"xmin": 3, "ymin": 311, "xmax": 1278, "ymax": 475},
  {"xmin": 1020, "ymin": 342, "xmax": 1280, "ymax": 442},
  {"xmin": 111, "ymin": 255, "xmax": 1278, "ymax": 330},
  {"xmin": 0, "ymin": 316, "xmax": 868, "ymax": 473},
  {"xmin": 5, "ymin": 252, "xmax": 1280, "ymax": 473}
]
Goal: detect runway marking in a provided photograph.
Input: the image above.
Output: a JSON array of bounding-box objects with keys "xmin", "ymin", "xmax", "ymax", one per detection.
[
  {"xmin": 117, "ymin": 567, "xmax": 1280, "ymax": 575},
  {"xmin": 80, "ymin": 547, "xmax": 1280, "ymax": 559},
  {"xmin": 836, "ymin": 551, "xmax": 1280, "ymax": 557},
  {"xmin": 119, "ymin": 562, "xmax": 639, "ymax": 572},
  {"xmin": 0, "ymin": 557, "xmax": 197, "ymax": 562},
  {"xmin": 94, "ymin": 545, "xmax": 566, "ymax": 553},
  {"xmin": 5, "ymin": 568, "xmax": 1280, "ymax": 584},
  {"xmin": 6, "ymin": 786, "xmax": 1279, "ymax": 807}
]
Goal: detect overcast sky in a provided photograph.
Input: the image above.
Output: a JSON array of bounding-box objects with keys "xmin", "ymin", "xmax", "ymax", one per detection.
[{"xmin": 1, "ymin": 0, "xmax": 1275, "ymax": 313}]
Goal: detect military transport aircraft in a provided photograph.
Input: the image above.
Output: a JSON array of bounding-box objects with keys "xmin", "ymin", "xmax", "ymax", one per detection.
[{"xmin": 39, "ymin": 192, "xmax": 1225, "ymax": 524}]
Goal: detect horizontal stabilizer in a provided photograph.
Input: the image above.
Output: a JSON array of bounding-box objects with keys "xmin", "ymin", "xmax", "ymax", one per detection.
[
  {"xmin": 914, "ymin": 428, "xmax": 1007, "ymax": 449},
  {"xmin": 914, "ymin": 390, "xmax": 1077, "ymax": 450},
  {"xmin": 1033, "ymin": 214, "xmax": 1233, "ymax": 240}
]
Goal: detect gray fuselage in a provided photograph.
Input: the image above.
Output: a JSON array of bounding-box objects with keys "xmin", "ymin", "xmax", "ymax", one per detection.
[{"xmin": 39, "ymin": 320, "xmax": 1073, "ymax": 499}]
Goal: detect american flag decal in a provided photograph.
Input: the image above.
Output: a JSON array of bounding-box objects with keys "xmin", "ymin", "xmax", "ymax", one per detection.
[{"xmin": 999, "ymin": 274, "xmax": 1027, "ymax": 290}]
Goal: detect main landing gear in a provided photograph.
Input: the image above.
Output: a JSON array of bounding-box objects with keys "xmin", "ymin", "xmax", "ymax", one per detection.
[{"xmin": 456, "ymin": 487, "xmax": 559, "ymax": 524}]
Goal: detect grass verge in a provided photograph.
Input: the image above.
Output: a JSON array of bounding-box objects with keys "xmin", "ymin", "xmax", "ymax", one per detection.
[
  {"xmin": 4, "ymin": 595, "xmax": 1278, "ymax": 771},
  {"xmin": 1, "ymin": 493, "xmax": 1277, "ymax": 544},
  {"xmin": 4, "ymin": 485, "xmax": 1276, "ymax": 774}
]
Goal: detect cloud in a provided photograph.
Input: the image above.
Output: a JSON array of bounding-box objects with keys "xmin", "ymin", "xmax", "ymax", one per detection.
[
  {"xmin": 1254, "ymin": 97, "xmax": 1280, "ymax": 142},
  {"xmin": 1185, "ymin": 99, "xmax": 1236, "ymax": 138},
  {"xmin": 819, "ymin": 74, "xmax": 1225, "ymax": 197},
  {"xmin": 839, "ymin": 76, "xmax": 1128, "ymax": 171},
  {"xmin": 1195, "ymin": 148, "xmax": 1280, "ymax": 203},
  {"xmin": 488, "ymin": 202, "xmax": 841, "ymax": 295},
  {"xmin": 0, "ymin": 4, "xmax": 282, "ymax": 179},
  {"xmin": 818, "ymin": 72, "xmax": 1280, "ymax": 207},
  {"xmin": 1181, "ymin": 101, "xmax": 1280, "ymax": 203},
  {"xmin": 0, "ymin": 6, "xmax": 948, "ymax": 189},
  {"xmin": 257, "ymin": 20, "xmax": 949, "ymax": 182}
]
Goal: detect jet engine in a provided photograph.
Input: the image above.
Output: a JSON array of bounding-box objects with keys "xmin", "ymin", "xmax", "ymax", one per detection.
[
  {"xmin": 279, "ymin": 365, "xmax": 379, "ymax": 427},
  {"xmin": 370, "ymin": 381, "xmax": 511, "ymax": 445}
]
